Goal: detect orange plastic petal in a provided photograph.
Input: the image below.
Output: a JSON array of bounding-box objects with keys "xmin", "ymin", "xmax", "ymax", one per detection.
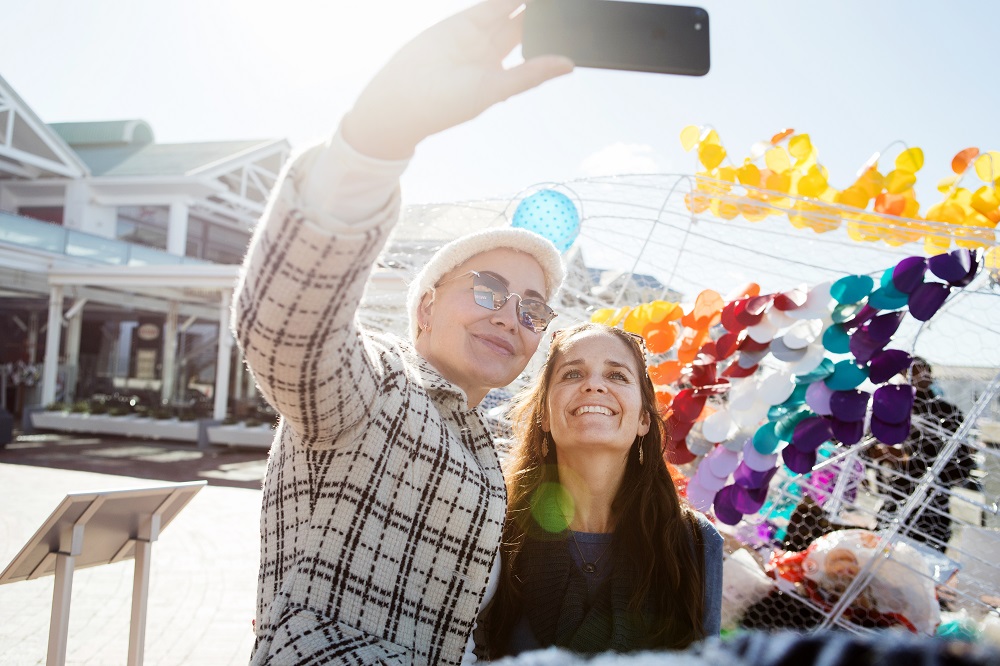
[
  {"xmin": 650, "ymin": 361, "xmax": 683, "ymax": 386},
  {"xmin": 681, "ymin": 289, "xmax": 724, "ymax": 329},
  {"xmin": 644, "ymin": 324, "xmax": 678, "ymax": 355},
  {"xmin": 677, "ymin": 328, "xmax": 709, "ymax": 365},
  {"xmin": 952, "ymin": 147, "xmax": 980, "ymax": 175},
  {"xmin": 874, "ymin": 192, "xmax": 907, "ymax": 217},
  {"xmin": 770, "ymin": 128, "xmax": 794, "ymax": 144}
]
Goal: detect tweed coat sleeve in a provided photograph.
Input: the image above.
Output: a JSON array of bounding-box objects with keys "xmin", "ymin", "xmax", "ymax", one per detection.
[{"xmin": 233, "ymin": 141, "xmax": 399, "ymax": 446}]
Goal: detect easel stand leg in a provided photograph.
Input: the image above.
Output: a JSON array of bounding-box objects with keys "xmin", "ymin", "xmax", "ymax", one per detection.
[
  {"xmin": 127, "ymin": 540, "xmax": 152, "ymax": 666},
  {"xmin": 46, "ymin": 552, "xmax": 75, "ymax": 666}
]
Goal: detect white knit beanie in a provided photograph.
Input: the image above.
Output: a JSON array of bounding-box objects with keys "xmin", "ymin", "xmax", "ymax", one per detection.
[{"xmin": 407, "ymin": 227, "xmax": 566, "ymax": 342}]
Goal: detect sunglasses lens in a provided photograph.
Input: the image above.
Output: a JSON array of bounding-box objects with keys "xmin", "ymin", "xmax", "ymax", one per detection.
[
  {"xmin": 519, "ymin": 299, "xmax": 555, "ymax": 332},
  {"xmin": 472, "ymin": 274, "xmax": 507, "ymax": 310}
]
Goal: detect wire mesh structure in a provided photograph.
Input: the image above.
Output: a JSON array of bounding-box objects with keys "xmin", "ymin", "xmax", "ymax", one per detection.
[{"xmin": 364, "ymin": 172, "xmax": 1000, "ymax": 637}]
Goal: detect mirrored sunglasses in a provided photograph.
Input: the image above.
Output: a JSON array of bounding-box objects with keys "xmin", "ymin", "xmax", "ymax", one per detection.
[{"xmin": 439, "ymin": 270, "xmax": 557, "ymax": 333}]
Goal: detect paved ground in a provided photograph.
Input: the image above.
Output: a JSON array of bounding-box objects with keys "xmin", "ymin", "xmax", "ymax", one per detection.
[{"xmin": 0, "ymin": 432, "xmax": 269, "ymax": 665}]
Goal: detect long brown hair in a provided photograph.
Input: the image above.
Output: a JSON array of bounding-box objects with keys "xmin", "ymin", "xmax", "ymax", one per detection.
[{"xmin": 484, "ymin": 322, "xmax": 706, "ymax": 655}]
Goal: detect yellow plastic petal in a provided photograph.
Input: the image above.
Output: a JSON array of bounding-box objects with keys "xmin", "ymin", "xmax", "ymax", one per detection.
[
  {"xmin": 765, "ymin": 171, "xmax": 791, "ymax": 195},
  {"xmin": 698, "ymin": 143, "xmax": 726, "ymax": 170},
  {"xmin": 797, "ymin": 171, "xmax": 828, "ymax": 198},
  {"xmin": 765, "ymin": 147, "xmax": 791, "ymax": 173},
  {"xmin": 738, "ymin": 197, "xmax": 770, "ymax": 222},
  {"xmin": 703, "ymin": 129, "xmax": 721, "ymax": 146},
  {"xmin": 937, "ymin": 175, "xmax": 960, "ymax": 193},
  {"xmin": 856, "ymin": 168, "xmax": 884, "ymax": 199},
  {"xmin": 971, "ymin": 186, "xmax": 1000, "ymax": 223},
  {"xmin": 895, "ymin": 147, "xmax": 924, "ymax": 172},
  {"xmin": 717, "ymin": 166, "xmax": 737, "ymax": 183},
  {"xmin": 680, "ymin": 125, "xmax": 701, "ymax": 152},
  {"xmin": 974, "ymin": 151, "xmax": 1000, "ymax": 182},
  {"xmin": 737, "ymin": 163, "xmax": 761, "ymax": 187},
  {"xmin": 885, "ymin": 169, "xmax": 917, "ymax": 194},
  {"xmin": 837, "ymin": 186, "xmax": 869, "ymax": 210},
  {"xmin": 788, "ymin": 134, "xmax": 813, "ymax": 160}
]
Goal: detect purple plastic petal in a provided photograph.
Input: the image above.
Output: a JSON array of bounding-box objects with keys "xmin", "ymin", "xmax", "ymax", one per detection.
[
  {"xmin": 831, "ymin": 417, "xmax": 864, "ymax": 445},
  {"xmin": 872, "ymin": 383, "xmax": 916, "ymax": 424},
  {"xmin": 951, "ymin": 251, "xmax": 982, "ymax": 287},
  {"xmin": 871, "ymin": 414, "xmax": 911, "ymax": 445},
  {"xmin": 733, "ymin": 462, "xmax": 778, "ymax": 490},
  {"xmin": 892, "ymin": 256, "xmax": 927, "ymax": 294},
  {"xmin": 866, "ymin": 311, "xmax": 906, "ymax": 342},
  {"xmin": 706, "ymin": 446, "xmax": 740, "ymax": 478},
  {"xmin": 743, "ymin": 438, "xmax": 780, "ymax": 472},
  {"xmin": 684, "ymin": 478, "xmax": 717, "ymax": 512},
  {"xmin": 928, "ymin": 249, "xmax": 973, "ymax": 283},
  {"xmin": 805, "ymin": 380, "xmax": 835, "ymax": 415},
  {"xmin": 849, "ymin": 327, "xmax": 886, "ymax": 364},
  {"xmin": 829, "ymin": 389, "xmax": 871, "ymax": 422},
  {"xmin": 869, "ymin": 349, "xmax": 913, "ymax": 384},
  {"xmin": 782, "ymin": 445, "xmax": 818, "ymax": 474},
  {"xmin": 713, "ymin": 485, "xmax": 745, "ymax": 525},
  {"xmin": 840, "ymin": 303, "xmax": 878, "ymax": 330},
  {"xmin": 791, "ymin": 416, "xmax": 834, "ymax": 452},
  {"xmin": 908, "ymin": 281, "xmax": 951, "ymax": 321},
  {"xmin": 732, "ymin": 484, "xmax": 769, "ymax": 514}
]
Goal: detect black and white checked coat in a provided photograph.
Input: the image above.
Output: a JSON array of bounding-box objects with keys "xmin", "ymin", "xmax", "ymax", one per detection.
[{"xmin": 234, "ymin": 147, "xmax": 506, "ymax": 665}]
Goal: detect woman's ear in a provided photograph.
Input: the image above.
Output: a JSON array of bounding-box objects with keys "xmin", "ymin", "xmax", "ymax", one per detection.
[
  {"xmin": 417, "ymin": 291, "xmax": 434, "ymax": 332},
  {"xmin": 637, "ymin": 409, "xmax": 651, "ymax": 437},
  {"xmin": 540, "ymin": 408, "xmax": 550, "ymax": 433}
]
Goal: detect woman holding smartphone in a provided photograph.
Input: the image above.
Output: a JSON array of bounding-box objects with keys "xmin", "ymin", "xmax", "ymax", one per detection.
[
  {"xmin": 479, "ymin": 322, "xmax": 723, "ymax": 657},
  {"xmin": 233, "ymin": 2, "xmax": 573, "ymax": 664}
]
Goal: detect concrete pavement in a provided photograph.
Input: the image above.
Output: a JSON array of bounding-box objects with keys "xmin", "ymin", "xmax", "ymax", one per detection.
[{"xmin": 0, "ymin": 433, "xmax": 268, "ymax": 665}]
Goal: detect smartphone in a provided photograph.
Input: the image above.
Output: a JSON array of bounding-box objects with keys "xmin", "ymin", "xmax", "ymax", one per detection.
[{"xmin": 523, "ymin": 0, "xmax": 710, "ymax": 76}]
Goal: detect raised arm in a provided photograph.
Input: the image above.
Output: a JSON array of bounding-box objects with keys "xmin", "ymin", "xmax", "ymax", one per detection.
[{"xmin": 233, "ymin": 0, "xmax": 573, "ymax": 445}]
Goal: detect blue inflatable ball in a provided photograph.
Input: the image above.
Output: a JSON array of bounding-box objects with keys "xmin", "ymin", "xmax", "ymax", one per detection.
[{"xmin": 512, "ymin": 189, "xmax": 580, "ymax": 253}]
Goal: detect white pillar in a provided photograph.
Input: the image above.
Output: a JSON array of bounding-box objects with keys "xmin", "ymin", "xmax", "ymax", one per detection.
[
  {"xmin": 212, "ymin": 290, "xmax": 233, "ymax": 421},
  {"xmin": 166, "ymin": 202, "xmax": 189, "ymax": 256},
  {"xmin": 42, "ymin": 286, "xmax": 64, "ymax": 407},
  {"xmin": 64, "ymin": 301, "xmax": 85, "ymax": 404},
  {"xmin": 161, "ymin": 302, "xmax": 179, "ymax": 404}
]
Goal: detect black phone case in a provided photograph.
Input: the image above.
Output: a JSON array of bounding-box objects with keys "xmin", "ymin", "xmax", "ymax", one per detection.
[{"xmin": 523, "ymin": 0, "xmax": 710, "ymax": 76}]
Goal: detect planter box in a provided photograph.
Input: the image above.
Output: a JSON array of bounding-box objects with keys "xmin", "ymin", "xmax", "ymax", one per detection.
[
  {"xmin": 205, "ymin": 423, "xmax": 274, "ymax": 449},
  {"xmin": 30, "ymin": 411, "xmax": 199, "ymax": 442}
]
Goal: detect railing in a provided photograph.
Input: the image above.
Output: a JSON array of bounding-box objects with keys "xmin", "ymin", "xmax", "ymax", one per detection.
[{"xmin": 0, "ymin": 211, "xmax": 209, "ymax": 266}]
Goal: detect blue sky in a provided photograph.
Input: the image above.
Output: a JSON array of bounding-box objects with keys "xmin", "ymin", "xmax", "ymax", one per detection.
[{"xmin": 3, "ymin": 0, "xmax": 998, "ymax": 209}]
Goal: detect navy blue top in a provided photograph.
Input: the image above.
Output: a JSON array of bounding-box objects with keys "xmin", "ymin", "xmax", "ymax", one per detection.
[{"xmin": 507, "ymin": 512, "xmax": 724, "ymax": 654}]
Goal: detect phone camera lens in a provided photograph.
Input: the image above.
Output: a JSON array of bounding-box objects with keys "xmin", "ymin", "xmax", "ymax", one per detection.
[{"xmin": 694, "ymin": 22, "xmax": 702, "ymax": 30}]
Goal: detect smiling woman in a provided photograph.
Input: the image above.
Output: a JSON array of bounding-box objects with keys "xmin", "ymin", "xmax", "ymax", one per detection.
[{"xmin": 478, "ymin": 322, "xmax": 723, "ymax": 659}]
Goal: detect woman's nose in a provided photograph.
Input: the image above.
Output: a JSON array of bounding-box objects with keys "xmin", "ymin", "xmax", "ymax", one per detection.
[{"xmin": 490, "ymin": 296, "xmax": 519, "ymax": 330}]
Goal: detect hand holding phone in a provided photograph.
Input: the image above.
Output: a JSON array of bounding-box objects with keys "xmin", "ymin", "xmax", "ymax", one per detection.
[{"xmin": 523, "ymin": 0, "xmax": 711, "ymax": 76}]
